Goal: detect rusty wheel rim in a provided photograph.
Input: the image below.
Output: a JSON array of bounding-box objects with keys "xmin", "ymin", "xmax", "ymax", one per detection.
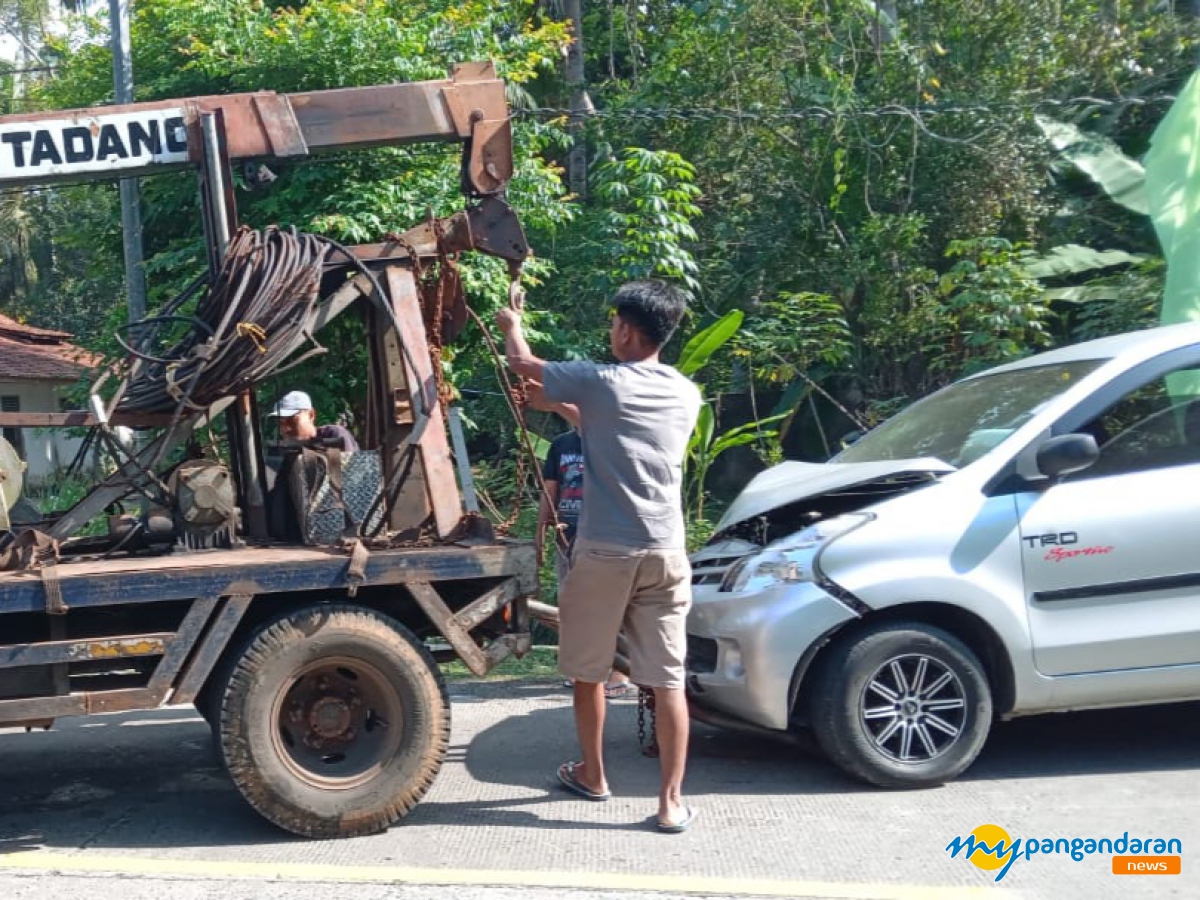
[{"xmin": 271, "ymin": 656, "xmax": 404, "ymax": 789}]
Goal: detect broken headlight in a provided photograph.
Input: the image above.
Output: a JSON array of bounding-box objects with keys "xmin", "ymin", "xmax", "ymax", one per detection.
[{"xmin": 719, "ymin": 513, "xmax": 871, "ymax": 593}]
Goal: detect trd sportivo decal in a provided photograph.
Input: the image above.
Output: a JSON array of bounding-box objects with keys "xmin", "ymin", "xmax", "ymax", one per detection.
[{"xmin": 1021, "ymin": 531, "xmax": 1114, "ymax": 562}]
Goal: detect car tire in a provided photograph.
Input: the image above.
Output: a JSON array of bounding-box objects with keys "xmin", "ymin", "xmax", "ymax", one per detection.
[
  {"xmin": 809, "ymin": 620, "xmax": 992, "ymax": 788},
  {"xmin": 214, "ymin": 603, "xmax": 449, "ymax": 837}
]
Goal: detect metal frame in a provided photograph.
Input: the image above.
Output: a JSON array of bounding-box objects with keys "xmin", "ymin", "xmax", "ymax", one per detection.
[
  {"xmin": 0, "ymin": 539, "xmax": 535, "ymax": 725},
  {"xmin": 0, "ymin": 61, "xmax": 538, "ymax": 731}
]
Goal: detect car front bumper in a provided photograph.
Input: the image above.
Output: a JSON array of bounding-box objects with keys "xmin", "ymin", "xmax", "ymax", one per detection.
[{"xmin": 686, "ymin": 579, "xmax": 857, "ymax": 731}]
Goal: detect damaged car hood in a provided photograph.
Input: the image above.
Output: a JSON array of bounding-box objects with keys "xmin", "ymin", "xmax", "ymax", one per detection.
[{"xmin": 716, "ymin": 458, "xmax": 956, "ymax": 531}]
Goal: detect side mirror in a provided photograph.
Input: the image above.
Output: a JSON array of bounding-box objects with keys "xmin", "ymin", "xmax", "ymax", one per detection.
[{"xmin": 1036, "ymin": 433, "xmax": 1099, "ymax": 480}]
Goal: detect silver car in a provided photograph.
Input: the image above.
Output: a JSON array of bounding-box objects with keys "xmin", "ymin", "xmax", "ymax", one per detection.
[{"xmin": 687, "ymin": 322, "xmax": 1200, "ymax": 787}]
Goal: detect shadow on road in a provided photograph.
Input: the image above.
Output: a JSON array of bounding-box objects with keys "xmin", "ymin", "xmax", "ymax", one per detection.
[
  {"xmin": 0, "ymin": 680, "xmax": 1195, "ymax": 849},
  {"xmin": 451, "ymin": 681, "xmax": 1200, "ymax": 795}
]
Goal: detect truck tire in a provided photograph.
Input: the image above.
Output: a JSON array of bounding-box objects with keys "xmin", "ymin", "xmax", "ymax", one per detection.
[
  {"xmin": 214, "ymin": 603, "xmax": 449, "ymax": 838},
  {"xmin": 808, "ymin": 621, "xmax": 992, "ymax": 788}
]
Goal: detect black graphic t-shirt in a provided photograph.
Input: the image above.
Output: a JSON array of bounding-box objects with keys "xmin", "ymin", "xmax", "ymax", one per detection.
[{"xmin": 542, "ymin": 430, "xmax": 584, "ymax": 544}]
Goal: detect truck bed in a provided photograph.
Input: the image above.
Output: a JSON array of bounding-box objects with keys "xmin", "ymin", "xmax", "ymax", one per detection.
[{"xmin": 0, "ymin": 541, "xmax": 538, "ymax": 614}]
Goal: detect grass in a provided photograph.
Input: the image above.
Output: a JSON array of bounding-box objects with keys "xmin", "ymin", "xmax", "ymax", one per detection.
[{"xmin": 440, "ymin": 644, "xmax": 560, "ymax": 682}]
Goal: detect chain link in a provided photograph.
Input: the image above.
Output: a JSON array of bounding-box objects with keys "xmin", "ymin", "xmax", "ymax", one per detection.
[{"xmin": 637, "ymin": 687, "xmax": 659, "ymax": 758}]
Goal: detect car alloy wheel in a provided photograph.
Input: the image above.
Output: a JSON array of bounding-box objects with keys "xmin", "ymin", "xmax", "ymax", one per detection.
[{"xmin": 859, "ymin": 652, "xmax": 967, "ymax": 763}]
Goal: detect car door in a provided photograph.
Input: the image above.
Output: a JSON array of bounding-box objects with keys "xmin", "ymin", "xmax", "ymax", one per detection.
[{"xmin": 1017, "ymin": 353, "xmax": 1200, "ymax": 676}]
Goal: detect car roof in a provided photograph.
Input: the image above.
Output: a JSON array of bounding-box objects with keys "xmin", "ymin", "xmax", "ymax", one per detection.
[{"xmin": 966, "ymin": 321, "xmax": 1200, "ymax": 379}]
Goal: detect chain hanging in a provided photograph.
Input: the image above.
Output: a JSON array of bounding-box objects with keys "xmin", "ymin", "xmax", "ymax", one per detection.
[{"xmin": 637, "ymin": 687, "xmax": 659, "ymax": 758}]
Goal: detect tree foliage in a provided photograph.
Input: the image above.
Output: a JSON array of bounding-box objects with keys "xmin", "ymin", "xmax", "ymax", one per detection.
[{"xmin": 1, "ymin": 0, "xmax": 1197, "ymax": 516}]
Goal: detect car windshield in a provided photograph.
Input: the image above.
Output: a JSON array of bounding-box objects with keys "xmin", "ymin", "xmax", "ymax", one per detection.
[{"xmin": 835, "ymin": 359, "xmax": 1106, "ymax": 467}]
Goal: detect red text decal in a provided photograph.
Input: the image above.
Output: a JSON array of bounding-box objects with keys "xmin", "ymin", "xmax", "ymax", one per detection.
[{"xmin": 1045, "ymin": 546, "xmax": 1114, "ymax": 562}]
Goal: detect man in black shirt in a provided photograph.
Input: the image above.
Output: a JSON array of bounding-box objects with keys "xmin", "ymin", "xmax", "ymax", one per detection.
[
  {"xmin": 269, "ymin": 390, "xmax": 358, "ymax": 451},
  {"xmin": 539, "ymin": 427, "xmax": 583, "ymax": 584}
]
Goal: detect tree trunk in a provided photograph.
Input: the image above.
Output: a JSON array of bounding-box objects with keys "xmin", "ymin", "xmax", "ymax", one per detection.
[{"xmin": 565, "ymin": 0, "xmax": 593, "ymax": 201}]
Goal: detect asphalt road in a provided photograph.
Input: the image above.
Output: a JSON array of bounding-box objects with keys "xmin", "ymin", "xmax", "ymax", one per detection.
[{"xmin": 0, "ymin": 678, "xmax": 1196, "ymax": 900}]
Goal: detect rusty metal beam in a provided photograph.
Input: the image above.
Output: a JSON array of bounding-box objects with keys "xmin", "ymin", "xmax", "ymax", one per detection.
[
  {"xmin": 171, "ymin": 593, "xmax": 253, "ymax": 706},
  {"xmin": 452, "ymin": 578, "xmax": 519, "ymax": 633},
  {"xmin": 386, "ymin": 267, "xmax": 462, "ymax": 539},
  {"xmin": 309, "ymin": 273, "xmax": 374, "ymax": 335},
  {"xmin": 0, "ymin": 61, "xmax": 511, "ymax": 189},
  {"xmin": 0, "ymin": 687, "xmax": 163, "ymax": 723},
  {"xmin": 407, "ymin": 581, "xmax": 489, "ymax": 676},
  {"xmin": 370, "ymin": 273, "xmax": 431, "ymax": 533},
  {"xmin": 0, "ymin": 633, "xmax": 172, "ymax": 669},
  {"xmin": 148, "ymin": 597, "xmax": 219, "ymax": 692},
  {"xmin": 484, "ymin": 632, "xmax": 532, "ymax": 669},
  {"xmin": 347, "ymin": 196, "xmax": 529, "ymax": 267},
  {"xmin": 0, "ymin": 544, "xmax": 541, "ymax": 613}
]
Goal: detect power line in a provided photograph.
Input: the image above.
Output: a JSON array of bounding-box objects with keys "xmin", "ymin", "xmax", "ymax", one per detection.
[
  {"xmin": 516, "ymin": 94, "xmax": 1177, "ymax": 124},
  {"xmin": 515, "ymin": 94, "xmax": 1178, "ymax": 145},
  {"xmin": 0, "ymin": 64, "xmax": 59, "ymax": 75}
]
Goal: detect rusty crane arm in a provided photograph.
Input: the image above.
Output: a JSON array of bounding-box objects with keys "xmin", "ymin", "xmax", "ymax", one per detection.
[{"xmin": 0, "ymin": 61, "xmax": 514, "ymax": 197}]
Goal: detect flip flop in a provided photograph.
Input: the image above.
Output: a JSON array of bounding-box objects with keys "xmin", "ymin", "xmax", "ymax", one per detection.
[
  {"xmin": 556, "ymin": 761, "xmax": 611, "ymax": 801},
  {"xmin": 656, "ymin": 806, "xmax": 699, "ymax": 834},
  {"xmin": 604, "ymin": 682, "xmax": 635, "ymax": 699}
]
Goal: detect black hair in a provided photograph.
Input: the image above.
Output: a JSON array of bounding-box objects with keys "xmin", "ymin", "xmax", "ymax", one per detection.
[{"xmin": 611, "ymin": 280, "xmax": 688, "ymax": 349}]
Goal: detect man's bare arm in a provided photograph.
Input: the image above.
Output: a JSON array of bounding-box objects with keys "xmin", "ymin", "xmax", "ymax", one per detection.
[
  {"xmin": 495, "ymin": 308, "xmax": 546, "ymax": 381},
  {"xmin": 525, "ymin": 381, "xmax": 580, "ymax": 427}
]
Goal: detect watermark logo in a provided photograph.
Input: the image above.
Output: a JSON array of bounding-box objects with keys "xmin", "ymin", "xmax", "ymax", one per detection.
[{"xmin": 946, "ymin": 824, "xmax": 1182, "ymax": 881}]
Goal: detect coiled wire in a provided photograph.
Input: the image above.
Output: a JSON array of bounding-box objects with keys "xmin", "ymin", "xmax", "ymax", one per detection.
[{"xmin": 117, "ymin": 225, "xmax": 331, "ymax": 414}]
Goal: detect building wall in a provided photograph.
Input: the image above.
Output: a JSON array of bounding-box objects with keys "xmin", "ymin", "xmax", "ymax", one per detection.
[{"xmin": 0, "ymin": 379, "xmax": 88, "ymax": 485}]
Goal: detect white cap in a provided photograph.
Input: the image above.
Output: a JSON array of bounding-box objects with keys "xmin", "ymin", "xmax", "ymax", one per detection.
[{"xmin": 269, "ymin": 390, "xmax": 313, "ymax": 417}]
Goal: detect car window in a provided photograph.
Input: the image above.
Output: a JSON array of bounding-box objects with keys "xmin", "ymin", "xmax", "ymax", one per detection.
[
  {"xmin": 1072, "ymin": 366, "xmax": 1200, "ymax": 479},
  {"xmin": 835, "ymin": 360, "xmax": 1103, "ymax": 467}
]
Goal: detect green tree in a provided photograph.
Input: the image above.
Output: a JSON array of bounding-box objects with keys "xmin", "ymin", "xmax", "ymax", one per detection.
[{"xmin": 31, "ymin": 0, "xmax": 574, "ymax": 424}]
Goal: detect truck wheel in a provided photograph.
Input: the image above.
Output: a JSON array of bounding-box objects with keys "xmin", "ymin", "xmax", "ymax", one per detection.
[
  {"xmin": 215, "ymin": 604, "xmax": 449, "ymax": 838},
  {"xmin": 809, "ymin": 621, "xmax": 992, "ymax": 788}
]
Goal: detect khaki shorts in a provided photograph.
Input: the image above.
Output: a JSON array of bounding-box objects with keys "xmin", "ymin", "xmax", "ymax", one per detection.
[{"xmin": 557, "ymin": 538, "xmax": 692, "ymax": 690}]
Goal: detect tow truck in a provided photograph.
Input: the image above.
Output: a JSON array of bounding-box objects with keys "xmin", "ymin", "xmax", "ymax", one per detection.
[{"xmin": 0, "ymin": 62, "xmax": 536, "ymax": 838}]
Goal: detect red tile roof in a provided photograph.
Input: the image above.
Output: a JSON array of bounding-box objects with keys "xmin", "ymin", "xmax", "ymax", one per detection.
[{"xmin": 0, "ymin": 313, "xmax": 101, "ymax": 382}]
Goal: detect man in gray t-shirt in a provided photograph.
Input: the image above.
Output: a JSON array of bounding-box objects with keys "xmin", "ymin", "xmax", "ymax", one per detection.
[{"xmin": 497, "ymin": 280, "xmax": 702, "ymax": 834}]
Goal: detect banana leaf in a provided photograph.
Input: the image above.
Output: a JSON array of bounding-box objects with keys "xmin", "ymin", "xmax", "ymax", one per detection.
[
  {"xmin": 677, "ymin": 310, "xmax": 743, "ymax": 376},
  {"xmin": 1036, "ymin": 116, "xmax": 1148, "ymax": 215},
  {"xmin": 1025, "ymin": 244, "xmax": 1146, "ymax": 279}
]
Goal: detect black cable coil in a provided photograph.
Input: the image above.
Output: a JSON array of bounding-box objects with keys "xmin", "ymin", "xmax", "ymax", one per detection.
[{"xmin": 117, "ymin": 225, "xmax": 333, "ymax": 414}]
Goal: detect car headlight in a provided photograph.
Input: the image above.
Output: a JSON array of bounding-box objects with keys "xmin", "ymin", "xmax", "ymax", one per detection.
[{"xmin": 719, "ymin": 514, "xmax": 870, "ymax": 593}]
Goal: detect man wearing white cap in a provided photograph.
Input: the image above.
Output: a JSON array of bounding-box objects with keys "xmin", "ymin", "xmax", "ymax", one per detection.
[{"xmin": 268, "ymin": 390, "xmax": 359, "ymax": 452}]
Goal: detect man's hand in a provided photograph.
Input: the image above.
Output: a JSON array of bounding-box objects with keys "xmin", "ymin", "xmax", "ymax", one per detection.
[
  {"xmin": 525, "ymin": 382, "xmax": 581, "ymax": 427},
  {"xmin": 495, "ymin": 282, "xmax": 526, "ymax": 334},
  {"xmin": 495, "ymin": 306, "xmax": 521, "ymax": 334},
  {"xmin": 524, "ymin": 379, "xmax": 548, "ymax": 410},
  {"xmin": 496, "ymin": 285, "xmax": 545, "ymax": 380}
]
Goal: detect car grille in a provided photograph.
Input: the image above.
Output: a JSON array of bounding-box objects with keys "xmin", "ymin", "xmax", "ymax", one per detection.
[
  {"xmin": 686, "ymin": 635, "xmax": 718, "ymax": 674},
  {"xmin": 690, "ymin": 555, "xmax": 742, "ymax": 586}
]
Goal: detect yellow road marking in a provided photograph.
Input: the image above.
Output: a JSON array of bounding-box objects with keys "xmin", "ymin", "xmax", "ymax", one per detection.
[{"xmin": 0, "ymin": 849, "xmax": 1020, "ymax": 899}]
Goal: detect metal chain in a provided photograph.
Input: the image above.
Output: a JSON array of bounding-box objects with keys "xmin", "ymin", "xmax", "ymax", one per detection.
[
  {"xmin": 461, "ymin": 301, "xmax": 556, "ymax": 537},
  {"xmin": 637, "ymin": 687, "xmax": 660, "ymax": 758},
  {"xmin": 637, "ymin": 688, "xmax": 647, "ymax": 749}
]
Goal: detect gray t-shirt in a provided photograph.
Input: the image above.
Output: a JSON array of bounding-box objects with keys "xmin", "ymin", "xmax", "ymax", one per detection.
[{"xmin": 543, "ymin": 360, "xmax": 702, "ymax": 549}]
